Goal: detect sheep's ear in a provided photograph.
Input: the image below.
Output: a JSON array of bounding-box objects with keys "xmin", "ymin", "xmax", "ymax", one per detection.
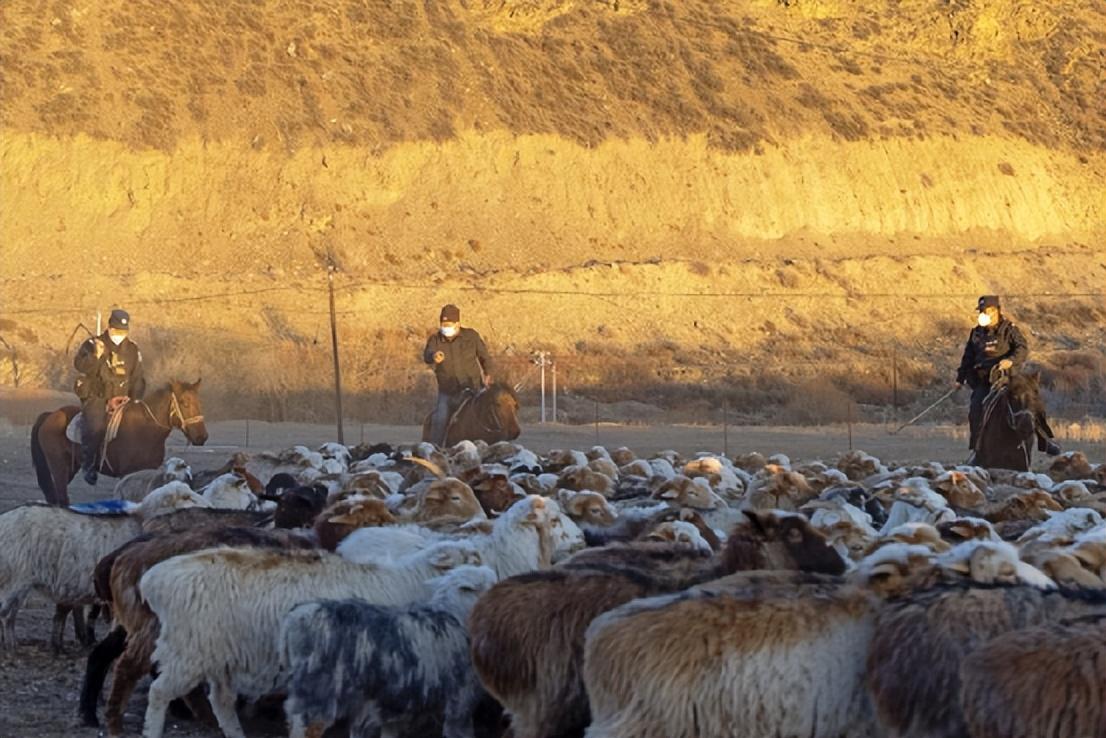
[
  {"xmin": 945, "ymin": 559, "xmax": 972, "ymax": 574},
  {"xmin": 743, "ymin": 509, "xmax": 772, "ymax": 533},
  {"xmin": 327, "ymin": 513, "xmax": 361, "ymax": 525},
  {"xmin": 430, "ymin": 551, "xmax": 457, "ymax": 570},
  {"xmin": 659, "ymin": 489, "xmax": 680, "ymax": 500}
]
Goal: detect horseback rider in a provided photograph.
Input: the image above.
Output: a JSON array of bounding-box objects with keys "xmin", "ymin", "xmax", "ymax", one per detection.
[
  {"xmin": 73, "ymin": 309, "xmax": 146, "ymax": 484},
  {"xmin": 956, "ymin": 295, "xmax": 1059, "ymax": 457},
  {"xmin": 424, "ymin": 304, "xmax": 493, "ymax": 447}
]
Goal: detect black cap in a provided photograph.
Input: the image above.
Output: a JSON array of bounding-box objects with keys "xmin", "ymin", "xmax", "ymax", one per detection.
[
  {"xmin": 977, "ymin": 295, "xmax": 1000, "ymax": 312},
  {"xmin": 440, "ymin": 304, "xmax": 460, "ymax": 322},
  {"xmin": 108, "ymin": 309, "xmax": 130, "ymax": 329}
]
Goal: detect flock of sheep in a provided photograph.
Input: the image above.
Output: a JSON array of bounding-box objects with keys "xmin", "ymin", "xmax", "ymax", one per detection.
[{"xmin": 2, "ymin": 437, "xmax": 1106, "ymax": 738}]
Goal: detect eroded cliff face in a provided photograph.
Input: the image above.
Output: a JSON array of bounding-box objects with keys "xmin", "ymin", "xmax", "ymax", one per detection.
[{"xmin": 2, "ymin": 0, "xmax": 1103, "ymax": 418}]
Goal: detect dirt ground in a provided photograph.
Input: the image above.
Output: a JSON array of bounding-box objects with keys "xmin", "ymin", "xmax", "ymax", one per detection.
[{"xmin": 0, "ymin": 418, "xmax": 1094, "ymax": 737}]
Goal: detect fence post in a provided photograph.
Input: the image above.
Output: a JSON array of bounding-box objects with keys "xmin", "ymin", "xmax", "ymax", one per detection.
[
  {"xmin": 892, "ymin": 346, "xmax": 899, "ymax": 426},
  {"xmin": 723, "ymin": 397, "xmax": 729, "ymax": 457},
  {"xmin": 847, "ymin": 401, "xmax": 854, "ymax": 451},
  {"xmin": 551, "ymin": 360, "xmax": 557, "ymax": 423},
  {"xmin": 539, "ymin": 352, "xmax": 546, "ymax": 423},
  {"xmin": 594, "ymin": 399, "xmax": 599, "ymax": 444},
  {"xmin": 245, "ymin": 418, "xmax": 250, "ymax": 447},
  {"xmin": 327, "ymin": 265, "xmax": 345, "ymax": 444}
]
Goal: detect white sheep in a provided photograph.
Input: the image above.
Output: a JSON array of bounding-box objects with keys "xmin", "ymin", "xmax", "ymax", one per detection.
[
  {"xmin": 0, "ymin": 482, "xmax": 209, "ymax": 649},
  {"xmin": 140, "ymin": 539, "xmax": 483, "ymax": 738},
  {"xmin": 200, "ymin": 472, "xmax": 259, "ymax": 510},
  {"xmin": 338, "ymin": 495, "xmax": 575, "ymax": 577},
  {"xmin": 113, "ymin": 457, "xmax": 192, "ymax": 502},
  {"xmin": 280, "ymin": 565, "xmax": 498, "ymax": 738}
]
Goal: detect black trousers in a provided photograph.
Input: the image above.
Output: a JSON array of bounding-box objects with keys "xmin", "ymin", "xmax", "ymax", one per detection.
[{"xmin": 80, "ymin": 396, "xmax": 108, "ymax": 469}]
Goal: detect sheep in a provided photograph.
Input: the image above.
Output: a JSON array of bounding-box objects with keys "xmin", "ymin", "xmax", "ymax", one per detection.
[
  {"xmin": 140, "ymin": 507, "xmax": 270, "ymax": 535},
  {"xmin": 190, "ymin": 451, "xmax": 250, "ymax": 489},
  {"xmin": 837, "ymin": 449, "xmax": 887, "ymax": 480},
  {"xmin": 280, "ymin": 565, "xmax": 498, "ymax": 738},
  {"xmin": 140, "ymin": 539, "xmax": 484, "ymax": 738},
  {"xmin": 651, "ymin": 475, "xmax": 725, "ymax": 510},
  {"xmin": 870, "ymin": 522, "xmax": 952, "ymax": 554},
  {"xmin": 1019, "ymin": 549, "xmax": 1105, "ymax": 589},
  {"xmin": 557, "ymin": 489, "xmax": 617, "ymax": 527},
  {"xmin": 467, "ymin": 471, "xmax": 523, "ymax": 518},
  {"xmin": 879, "ymin": 483, "xmax": 956, "ymax": 532},
  {"xmin": 581, "ymin": 573, "xmax": 879, "ymax": 738},
  {"xmin": 268, "ymin": 484, "xmax": 328, "ymax": 529},
  {"xmin": 557, "ymin": 465, "xmax": 616, "ymax": 497},
  {"xmin": 410, "ymin": 477, "xmax": 488, "ymax": 524},
  {"xmin": 200, "ymin": 471, "xmax": 260, "ymax": 510},
  {"xmin": 1015, "ymin": 507, "xmax": 1104, "ymax": 557},
  {"xmin": 0, "ymin": 483, "xmax": 209, "ymax": 650},
  {"xmin": 642, "ymin": 521, "xmax": 712, "ymax": 553},
  {"xmin": 986, "ymin": 489, "xmax": 1063, "ymax": 523},
  {"xmin": 866, "ymin": 584, "xmax": 1106, "ymax": 738},
  {"xmin": 609, "ymin": 447, "xmax": 635, "ymax": 466},
  {"xmin": 744, "ymin": 464, "xmax": 815, "ymax": 510},
  {"xmin": 936, "ymin": 540, "xmax": 1056, "ymax": 588},
  {"xmin": 80, "ymin": 526, "xmax": 318, "ymax": 732},
  {"xmin": 337, "ymin": 495, "xmax": 559, "ymax": 578},
  {"xmin": 113, "ymin": 458, "xmax": 192, "ymax": 502},
  {"xmin": 543, "ymin": 448, "xmax": 589, "ymax": 472},
  {"xmin": 959, "ymin": 615, "xmax": 1106, "ymax": 738},
  {"xmin": 931, "ymin": 470, "xmax": 986, "ymax": 509},
  {"xmin": 313, "ymin": 497, "xmax": 397, "ymax": 551},
  {"xmin": 732, "ymin": 451, "xmax": 767, "ymax": 472},
  {"xmin": 470, "ymin": 511, "xmax": 846, "ymax": 738},
  {"xmin": 1048, "ymin": 451, "xmax": 1096, "ymax": 483}
]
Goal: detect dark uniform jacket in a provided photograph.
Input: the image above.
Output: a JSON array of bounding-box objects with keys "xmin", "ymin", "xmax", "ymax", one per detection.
[
  {"xmin": 74, "ymin": 331, "xmax": 146, "ymax": 401},
  {"xmin": 956, "ymin": 319, "xmax": 1028, "ymax": 388},
  {"xmin": 423, "ymin": 327, "xmax": 491, "ymax": 396}
]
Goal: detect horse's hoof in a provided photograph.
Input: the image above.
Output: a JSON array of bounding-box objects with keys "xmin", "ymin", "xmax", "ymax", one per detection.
[
  {"xmin": 83, "ymin": 469, "xmax": 99, "ymax": 486},
  {"xmin": 1044, "ymin": 440, "xmax": 1061, "ymax": 456}
]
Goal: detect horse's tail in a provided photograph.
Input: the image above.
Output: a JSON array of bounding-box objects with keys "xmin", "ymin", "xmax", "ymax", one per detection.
[{"xmin": 31, "ymin": 411, "xmax": 59, "ymax": 504}]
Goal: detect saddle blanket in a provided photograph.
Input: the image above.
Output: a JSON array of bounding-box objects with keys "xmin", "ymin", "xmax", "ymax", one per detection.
[
  {"xmin": 65, "ymin": 399, "xmax": 132, "ymax": 445},
  {"xmin": 69, "ymin": 499, "xmax": 136, "ymax": 515}
]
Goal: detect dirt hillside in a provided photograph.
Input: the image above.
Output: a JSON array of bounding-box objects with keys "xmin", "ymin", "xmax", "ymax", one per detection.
[{"xmin": 2, "ymin": 0, "xmax": 1104, "ymax": 422}]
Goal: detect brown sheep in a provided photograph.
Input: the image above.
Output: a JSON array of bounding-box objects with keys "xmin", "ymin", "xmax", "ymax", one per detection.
[
  {"xmin": 744, "ymin": 465, "xmax": 815, "ymax": 510},
  {"xmin": 468, "ymin": 472, "xmax": 524, "ymax": 517},
  {"xmin": 651, "ymin": 475, "xmax": 724, "ymax": 510},
  {"xmin": 733, "ymin": 452, "xmax": 768, "ymax": 473},
  {"xmin": 557, "ymin": 490, "xmax": 617, "ymax": 527},
  {"xmin": 866, "ymin": 585, "xmax": 1106, "ymax": 738},
  {"xmin": 313, "ymin": 498, "xmax": 396, "ymax": 551},
  {"xmin": 985, "ymin": 490, "xmax": 1063, "ymax": 523},
  {"xmin": 959, "ymin": 616, "xmax": 1106, "ymax": 738},
  {"xmin": 587, "ymin": 457, "xmax": 620, "ymax": 481},
  {"xmin": 469, "ymin": 512, "xmax": 845, "ymax": 738},
  {"xmin": 1047, "ymin": 451, "xmax": 1095, "ymax": 483},
  {"xmin": 557, "ymin": 465, "xmax": 616, "ymax": 497},
  {"xmin": 413, "ymin": 478, "xmax": 487, "ymax": 523},
  {"xmin": 581, "ymin": 506, "xmax": 719, "ymax": 551},
  {"xmin": 582, "ymin": 572, "xmax": 876, "ymax": 738},
  {"xmin": 609, "ymin": 447, "xmax": 636, "ymax": 467},
  {"xmin": 932, "ymin": 471, "xmax": 986, "ymax": 509},
  {"xmin": 80, "ymin": 527, "xmax": 317, "ymax": 732}
]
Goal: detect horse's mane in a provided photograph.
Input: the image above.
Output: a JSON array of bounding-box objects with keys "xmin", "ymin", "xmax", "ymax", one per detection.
[
  {"xmin": 1004, "ymin": 372, "xmax": 1044, "ymax": 413},
  {"xmin": 488, "ymin": 382, "xmax": 519, "ymax": 402}
]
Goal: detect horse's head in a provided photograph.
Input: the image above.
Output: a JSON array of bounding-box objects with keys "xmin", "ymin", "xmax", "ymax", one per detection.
[
  {"xmin": 485, "ymin": 383, "xmax": 521, "ymax": 441},
  {"xmin": 171, "ymin": 378, "xmax": 209, "ymax": 445}
]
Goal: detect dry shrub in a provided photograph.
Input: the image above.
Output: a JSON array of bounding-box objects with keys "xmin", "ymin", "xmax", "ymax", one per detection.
[{"xmin": 776, "ymin": 377, "xmax": 853, "ymax": 425}]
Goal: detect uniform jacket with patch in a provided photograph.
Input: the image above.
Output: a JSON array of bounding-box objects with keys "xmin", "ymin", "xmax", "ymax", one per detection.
[
  {"xmin": 423, "ymin": 327, "xmax": 491, "ymax": 396},
  {"xmin": 956, "ymin": 318, "xmax": 1028, "ymax": 388},
  {"xmin": 74, "ymin": 331, "xmax": 146, "ymax": 400}
]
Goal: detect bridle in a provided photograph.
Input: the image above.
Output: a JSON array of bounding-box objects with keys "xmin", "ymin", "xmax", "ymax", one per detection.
[{"xmin": 143, "ymin": 391, "xmax": 204, "ymax": 432}]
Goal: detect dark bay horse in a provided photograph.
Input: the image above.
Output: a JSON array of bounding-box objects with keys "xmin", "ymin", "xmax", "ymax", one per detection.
[
  {"xmin": 30, "ymin": 379, "xmax": 209, "ymax": 506},
  {"xmin": 422, "ymin": 383, "xmax": 521, "ymax": 447},
  {"xmin": 974, "ymin": 371, "xmax": 1050, "ymax": 471}
]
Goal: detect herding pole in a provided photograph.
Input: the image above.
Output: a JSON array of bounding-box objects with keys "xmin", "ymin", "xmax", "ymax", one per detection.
[{"xmin": 327, "ymin": 265, "xmax": 345, "ymax": 444}]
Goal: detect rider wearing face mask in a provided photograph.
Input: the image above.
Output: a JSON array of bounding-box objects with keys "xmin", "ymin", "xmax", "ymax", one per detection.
[
  {"xmin": 423, "ymin": 304, "xmax": 493, "ymax": 447},
  {"xmin": 955, "ymin": 295, "xmax": 1058, "ymax": 456},
  {"xmin": 73, "ymin": 308, "xmax": 146, "ymax": 484}
]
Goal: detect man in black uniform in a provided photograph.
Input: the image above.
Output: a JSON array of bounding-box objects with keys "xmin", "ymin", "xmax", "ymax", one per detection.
[
  {"xmin": 73, "ymin": 309, "xmax": 146, "ymax": 484},
  {"xmin": 956, "ymin": 295, "xmax": 1059, "ymax": 456},
  {"xmin": 423, "ymin": 304, "xmax": 493, "ymax": 447}
]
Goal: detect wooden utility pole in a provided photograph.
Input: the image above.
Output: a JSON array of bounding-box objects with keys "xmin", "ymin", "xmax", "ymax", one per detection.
[{"xmin": 327, "ymin": 265, "xmax": 345, "ymax": 444}]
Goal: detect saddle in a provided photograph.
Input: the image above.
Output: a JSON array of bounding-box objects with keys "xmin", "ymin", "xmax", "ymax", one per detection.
[
  {"xmin": 65, "ymin": 399, "xmax": 133, "ymax": 450},
  {"xmin": 445, "ymin": 389, "xmax": 480, "ymax": 432}
]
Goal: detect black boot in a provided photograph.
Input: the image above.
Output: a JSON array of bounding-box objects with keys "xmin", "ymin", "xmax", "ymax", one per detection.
[
  {"xmin": 80, "ymin": 444, "xmax": 99, "ymax": 486},
  {"xmin": 1040, "ymin": 438, "xmax": 1061, "ymax": 456}
]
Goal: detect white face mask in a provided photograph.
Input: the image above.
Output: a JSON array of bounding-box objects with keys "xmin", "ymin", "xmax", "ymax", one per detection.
[
  {"xmin": 977, "ymin": 313, "xmax": 992, "ymax": 328},
  {"xmin": 109, "ymin": 333, "xmax": 126, "ymax": 345},
  {"xmin": 440, "ymin": 325, "xmax": 459, "ymax": 338}
]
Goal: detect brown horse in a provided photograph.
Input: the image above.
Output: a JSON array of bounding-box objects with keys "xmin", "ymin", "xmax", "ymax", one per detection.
[
  {"xmin": 421, "ymin": 383, "xmax": 521, "ymax": 448},
  {"xmin": 30, "ymin": 379, "xmax": 209, "ymax": 506},
  {"xmin": 974, "ymin": 371, "xmax": 1049, "ymax": 471}
]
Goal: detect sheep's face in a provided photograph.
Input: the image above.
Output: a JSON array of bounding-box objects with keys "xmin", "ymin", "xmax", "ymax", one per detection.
[
  {"xmin": 746, "ymin": 468, "xmax": 814, "ymax": 511},
  {"xmin": 994, "ymin": 491, "xmax": 1063, "ymax": 522},
  {"xmin": 470, "ymin": 473, "xmax": 520, "ymax": 516},
  {"xmin": 1070, "ymin": 541, "xmax": 1106, "ymax": 581},
  {"xmin": 823, "ymin": 522, "xmax": 874, "ymax": 561},
  {"xmin": 558, "ymin": 466, "xmax": 614, "ymax": 495},
  {"xmin": 587, "ymin": 458, "xmax": 620, "ymax": 480},
  {"xmin": 325, "ymin": 499, "xmax": 396, "ymax": 528},
  {"xmin": 1033, "ymin": 551, "xmax": 1105, "ymax": 589},
  {"xmin": 741, "ymin": 510, "xmax": 847, "ymax": 575},
  {"xmin": 415, "ymin": 479, "xmax": 483, "ymax": 523},
  {"xmin": 610, "ymin": 447, "xmax": 636, "ymax": 467},
  {"xmin": 733, "ymin": 452, "xmax": 767, "ymax": 473},
  {"xmin": 164, "ymin": 457, "xmax": 192, "ymax": 483},
  {"xmin": 655, "ymin": 477, "xmax": 724, "ymax": 510},
  {"xmin": 870, "ymin": 524, "xmax": 949, "ymax": 554},
  {"xmin": 937, "ymin": 519, "xmax": 996, "ymax": 544},
  {"xmin": 345, "ymin": 473, "xmax": 392, "ymax": 500},
  {"xmin": 646, "ymin": 521, "xmax": 711, "ymax": 553},
  {"xmin": 934, "ymin": 472, "xmax": 986, "ymax": 509},
  {"xmin": 858, "ymin": 549, "xmax": 939, "ymax": 597},
  {"xmin": 560, "ymin": 491, "xmax": 617, "ymax": 526}
]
